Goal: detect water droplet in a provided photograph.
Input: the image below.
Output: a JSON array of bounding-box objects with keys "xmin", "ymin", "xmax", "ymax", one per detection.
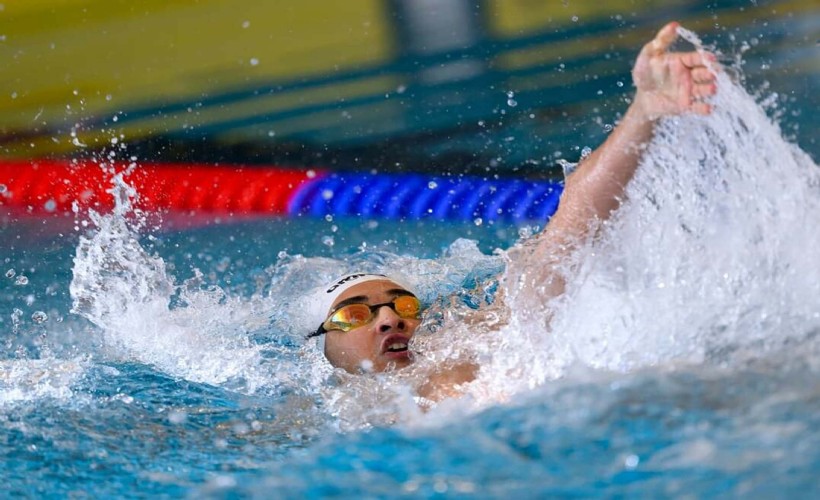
[
  {"xmin": 31, "ymin": 311, "xmax": 48, "ymax": 324},
  {"xmin": 168, "ymin": 410, "xmax": 187, "ymax": 424}
]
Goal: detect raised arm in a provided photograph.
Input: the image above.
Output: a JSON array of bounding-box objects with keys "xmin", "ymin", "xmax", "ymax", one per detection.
[{"xmin": 508, "ymin": 22, "xmax": 718, "ymax": 297}]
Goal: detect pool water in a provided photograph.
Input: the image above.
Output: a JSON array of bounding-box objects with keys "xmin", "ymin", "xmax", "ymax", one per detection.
[{"xmin": 3, "ymin": 30, "xmax": 820, "ymax": 497}]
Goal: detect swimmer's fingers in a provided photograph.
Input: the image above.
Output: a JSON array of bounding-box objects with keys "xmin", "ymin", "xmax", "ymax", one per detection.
[
  {"xmin": 692, "ymin": 80, "xmax": 718, "ymax": 99},
  {"xmin": 679, "ymin": 50, "xmax": 718, "ymax": 70},
  {"xmin": 648, "ymin": 21, "xmax": 680, "ymax": 55},
  {"xmin": 691, "ymin": 67, "xmax": 716, "ymax": 84},
  {"xmin": 690, "ymin": 101, "xmax": 713, "ymax": 116}
]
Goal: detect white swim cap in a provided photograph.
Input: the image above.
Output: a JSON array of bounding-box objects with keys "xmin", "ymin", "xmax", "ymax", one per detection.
[{"xmin": 305, "ymin": 272, "xmax": 415, "ymax": 352}]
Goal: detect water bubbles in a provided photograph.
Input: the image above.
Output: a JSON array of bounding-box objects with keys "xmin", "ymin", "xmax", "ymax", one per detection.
[
  {"xmin": 428, "ymin": 181, "xmax": 438, "ymax": 190},
  {"xmin": 5, "ymin": 268, "xmax": 14, "ymax": 278},
  {"xmin": 168, "ymin": 410, "xmax": 188, "ymax": 424},
  {"xmin": 249, "ymin": 57, "xmax": 259, "ymax": 66},
  {"xmin": 11, "ymin": 308, "xmax": 22, "ymax": 333},
  {"xmin": 0, "ymin": 184, "xmax": 6, "ymax": 194},
  {"xmin": 603, "ymin": 124, "xmax": 613, "ymax": 132},
  {"xmin": 15, "ymin": 275, "xmax": 29, "ymax": 286},
  {"xmin": 616, "ymin": 81, "xmax": 624, "ymax": 88},
  {"xmin": 31, "ymin": 311, "xmax": 48, "ymax": 324},
  {"xmin": 396, "ymin": 84, "xmax": 407, "ymax": 94},
  {"xmin": 322, "ymin": 235, "xmax": 335, "ymax": 247},
  {"xmin": 321, "ymin": 189, "xmax": 334, "ymax": 200},
  {"xmin": 473, "ymin": 217, "xmax": 483, "ymax": 226},
  {"xmin": 43, "ymin": 199, "xmax": 57, "ymax": 212},
  {"xmin": 571, "ymin": 15, "xmax": 579, "ymax": 22},
  {"xmin": 580, "ymin": 146, "xmax": 593, "ymax": 160},
  {"xmin": 624, "ymin": 454, "xmax": 640, "ymax": 469},
  {"xmin": 241, "ymin": 20, "xmax": 250, "ymax": 28},
  {"xmin": 506, "ymin": 91, "xmax": 517, "ymax": 107}
]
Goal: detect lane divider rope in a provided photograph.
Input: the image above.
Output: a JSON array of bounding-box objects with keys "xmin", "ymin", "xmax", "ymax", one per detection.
[{"xmin": 0, "ymin": 160, "xmax": 563, "ymax": 223}]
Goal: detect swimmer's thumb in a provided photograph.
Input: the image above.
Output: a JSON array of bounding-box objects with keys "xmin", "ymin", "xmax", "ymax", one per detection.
[{"xmin": 651, "ymin": 22, "xmax": 680, "ymax": 54}]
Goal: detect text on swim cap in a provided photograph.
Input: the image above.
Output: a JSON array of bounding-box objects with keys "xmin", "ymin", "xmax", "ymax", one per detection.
[{"xmin": 325, "ymin": 273, "xmax": 386, "ymax": 293}]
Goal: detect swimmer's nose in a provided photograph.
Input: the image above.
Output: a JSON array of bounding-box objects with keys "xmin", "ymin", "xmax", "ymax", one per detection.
[{"xmin": 374, "ymin": 305, "xmax": 406, "ymax": 334}]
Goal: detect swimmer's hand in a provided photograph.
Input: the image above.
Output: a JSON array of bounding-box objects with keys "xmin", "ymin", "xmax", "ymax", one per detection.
[{"xmin": 631, "ymin": 21, "xmax": 718, "ymax": 121}]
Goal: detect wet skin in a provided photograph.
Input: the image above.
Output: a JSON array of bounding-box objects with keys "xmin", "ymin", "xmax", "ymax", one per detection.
[{"xmin": 323, "ymin": 280, "xmax": 421, "ymax": 374}]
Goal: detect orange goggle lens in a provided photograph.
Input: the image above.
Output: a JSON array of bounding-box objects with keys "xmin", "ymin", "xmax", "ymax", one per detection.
[{"xmin": 322, "ymin": 295, "xmax": 421, "ymax": 333}]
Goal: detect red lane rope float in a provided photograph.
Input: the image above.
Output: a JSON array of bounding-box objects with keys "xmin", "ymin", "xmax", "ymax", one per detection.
[{"xmin": 0, "ymin": 160, "xmax": 321, "ymax": 216}]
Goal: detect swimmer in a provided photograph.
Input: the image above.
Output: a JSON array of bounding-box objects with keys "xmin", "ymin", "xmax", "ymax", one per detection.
[{"xmin": 306, "ymin": 23, "xmax": 718, "ymax": 398}]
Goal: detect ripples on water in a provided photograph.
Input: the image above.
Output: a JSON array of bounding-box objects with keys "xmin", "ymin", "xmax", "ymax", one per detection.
[{"xmin": 3, "ymin": 29, "xmax": 820, "ymax": 496}]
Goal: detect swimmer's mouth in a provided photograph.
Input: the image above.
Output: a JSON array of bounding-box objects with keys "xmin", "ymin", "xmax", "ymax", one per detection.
[
  {"xmin": 386, "ymin": 342, "xmax": 408, "ymax": 352},
  {"xmin": 381, "ymin": 334, "xmax": 411, "ymax": 356}
]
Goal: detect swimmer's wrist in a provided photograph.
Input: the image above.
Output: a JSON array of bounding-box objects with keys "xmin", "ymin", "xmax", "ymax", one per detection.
[{"xmin": 629, "ymin": 91, "xmax": 663, "ymax": 124}]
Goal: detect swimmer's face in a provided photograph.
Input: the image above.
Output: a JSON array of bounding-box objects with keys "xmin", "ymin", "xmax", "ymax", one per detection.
[{"xmin": 322, "ymin": 280, "xmax": 420, "ymax": 374}]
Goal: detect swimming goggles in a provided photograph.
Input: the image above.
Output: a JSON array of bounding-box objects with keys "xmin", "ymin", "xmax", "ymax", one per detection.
[{"xmin": 309, "ymin": 295, "xmax": 422, "ymax": 337}]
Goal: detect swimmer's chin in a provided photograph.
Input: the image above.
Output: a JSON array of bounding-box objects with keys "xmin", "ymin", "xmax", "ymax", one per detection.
[{"xmin": 357, "ymin": 351, "xmax": 415, "ymax": 374}]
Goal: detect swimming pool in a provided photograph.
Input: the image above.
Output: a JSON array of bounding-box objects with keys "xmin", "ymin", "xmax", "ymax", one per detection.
[{"xmin": 3, "ymin": 29, "xmax": 820, "ymax": 500}]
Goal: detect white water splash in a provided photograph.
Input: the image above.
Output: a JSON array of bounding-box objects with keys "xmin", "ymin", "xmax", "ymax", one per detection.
[
  {"xmin": 0, "ymin": 358, "xmax": 86, "ymax": 405},
  {"xmin": 483, "ymin": 31, "xmax": 820, "ymax": 400},
  {"xmin": 69, "ymin": 171, "xmax": 278, "ymax": 392}
]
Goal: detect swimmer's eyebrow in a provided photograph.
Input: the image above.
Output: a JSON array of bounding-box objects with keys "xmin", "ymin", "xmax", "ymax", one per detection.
[{"xmin": 330, "ymin": 289, "xmax": 416, "ymax": 312}]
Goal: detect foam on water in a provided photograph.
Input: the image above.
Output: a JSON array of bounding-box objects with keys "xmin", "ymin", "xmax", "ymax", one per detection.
[{"xmin": 0, "ymin": 358, "xmax": 86, "ymax": 406}]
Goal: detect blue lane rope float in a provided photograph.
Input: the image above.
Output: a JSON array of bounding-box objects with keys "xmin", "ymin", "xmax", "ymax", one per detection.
[{"xmin": 288, "ymin": 172, "xmax": 563, "ymax": 223}]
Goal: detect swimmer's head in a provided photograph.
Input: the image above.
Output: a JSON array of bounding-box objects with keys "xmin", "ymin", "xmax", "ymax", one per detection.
[{"xmin": 306, "ymin": 273, "xmax": 421, "ymax": 373}]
